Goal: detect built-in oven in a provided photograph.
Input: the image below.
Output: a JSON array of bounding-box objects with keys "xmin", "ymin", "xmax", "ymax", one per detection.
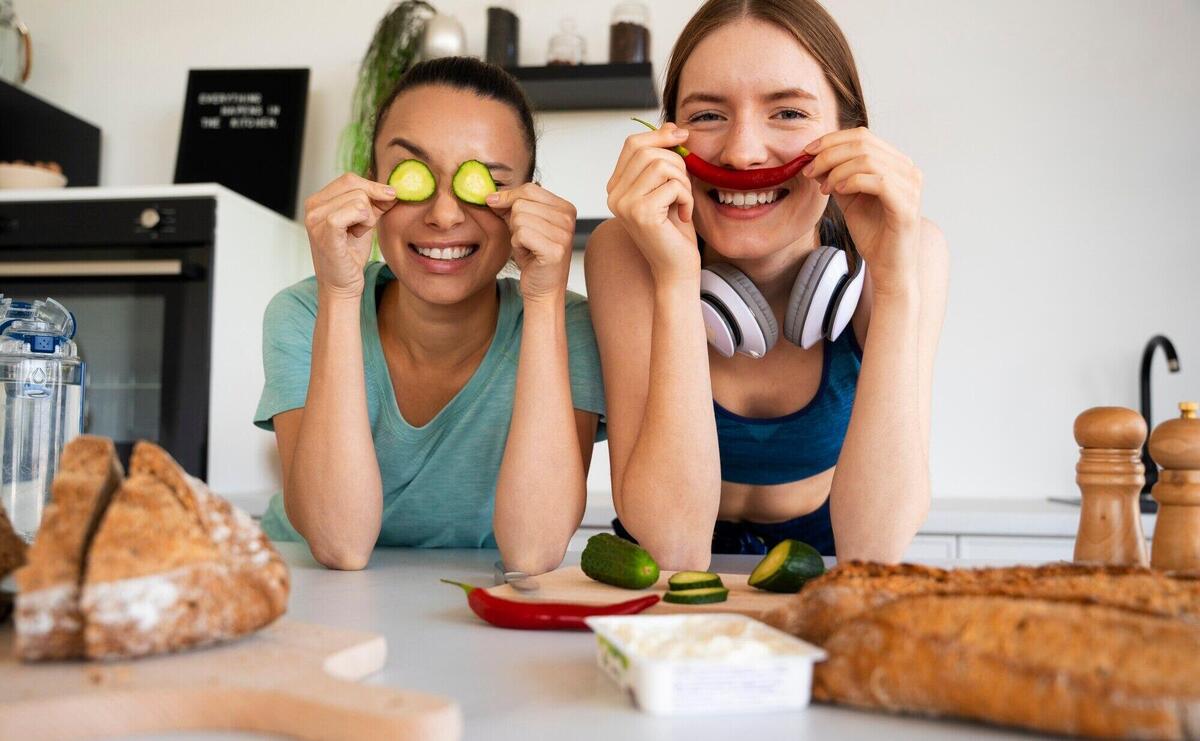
[
  {"xmin": 0, "ymin": 185, "xmax": 309, "ymax": 510},
  {"xmin": 0, "ymin": 196, "xmax": 215, "ymax": 472}
]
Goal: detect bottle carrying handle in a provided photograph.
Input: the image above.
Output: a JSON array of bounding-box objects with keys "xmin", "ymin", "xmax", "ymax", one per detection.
[{"xmin": 16, "ymin": 17, "xmax": 30, "ymax": 82}]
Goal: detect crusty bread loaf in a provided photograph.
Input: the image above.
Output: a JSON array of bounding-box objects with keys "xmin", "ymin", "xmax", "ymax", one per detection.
[
  {"xmin": 814, "ymin": 594, "xmax": 1200, "ymax": 739},
  {"xmin": 0, "ymin": 503, "xmax": 24, "ymax": 625},
  {"xmin": 80, "ymin": 441, "xmax": 289, "ymax": 659},
  {"xmin": 13, "ymin": 436, "xmax": 123, "ymax": 660},
  {"xmin": 0, "ymin": 502, "xmax": 25, "ymax": 581},
  {"xmin": 763, "ymin": 561, "xmax": 1200, "ymax": 644}
]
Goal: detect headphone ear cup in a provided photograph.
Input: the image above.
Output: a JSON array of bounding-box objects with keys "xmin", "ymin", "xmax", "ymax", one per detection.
[
  {"xmin": 783, "ymin": 245, "xmax": 839, "ymax": 349},
  {"xmin": 701, "ymin": 263, "xmax": 778, "ymax": 357},
  {"xmin": 826, "ymin": 255, "xmax": 866, "ymax": 342}
]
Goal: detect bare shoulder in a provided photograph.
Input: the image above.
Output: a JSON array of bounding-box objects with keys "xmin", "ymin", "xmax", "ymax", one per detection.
[{"xmin": 584, "ymin": 219, "xmax": 654, "ymax": 298}]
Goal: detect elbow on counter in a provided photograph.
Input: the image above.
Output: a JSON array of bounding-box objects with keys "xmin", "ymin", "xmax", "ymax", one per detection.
[
  {"xmin": 308, "ymin": 541, "xmax": 373, "ymax": 571},
  {"xmin": 498, "ymin": 542, "xmax": 570, "ymax": 577}
]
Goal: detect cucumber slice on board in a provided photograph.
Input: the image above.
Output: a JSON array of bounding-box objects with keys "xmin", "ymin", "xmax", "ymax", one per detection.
[
  {"xmin": 388, "ymin": 159, "xmax": 436, "ymax": 202},
  {"xmin": 662, "ymin": 587, "xmax": 730, "ymax": 605},
  {"xmin": 452, "ymin": 160, "xmax": 497, "ymax": 205},
  {"xmin": 747, "ymin": 539, "xmax": 825, "ymax": 593},
  {"xmin": 667, "ymin": 571, "xmax": 724, "ymax": 591},
  {"xmin": 581, "ymin": 533, "xmax": 660, "ymax": 590}
]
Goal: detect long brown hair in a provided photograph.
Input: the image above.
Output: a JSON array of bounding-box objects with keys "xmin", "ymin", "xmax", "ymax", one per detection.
[{"xmin": 663, "ymin": 0, "xmax": 866, "ymax": 250}]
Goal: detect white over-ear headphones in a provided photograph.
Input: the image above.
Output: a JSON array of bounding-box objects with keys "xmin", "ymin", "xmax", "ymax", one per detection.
[{"xmin": 700, "ymin": 243, "xmax": 866, "ymax": 358}]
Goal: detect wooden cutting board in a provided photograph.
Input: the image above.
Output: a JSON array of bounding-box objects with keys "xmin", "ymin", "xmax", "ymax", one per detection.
[
  {"xmin": 0, "ymin": 619, "xmax": 462, "ymax": 741},
  {"xmin": 487, "ymin": 566, "xmax": 793, "ymax": 620}
]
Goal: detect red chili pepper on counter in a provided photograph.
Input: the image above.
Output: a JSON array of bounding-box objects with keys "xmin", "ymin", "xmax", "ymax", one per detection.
[
  {"xmin": 441, "ymin": 579, "xmax": 660, "ymax": 631},
  {"xmin": 632, "ymin": 117, "xmax": 814, "ymax": 191}
]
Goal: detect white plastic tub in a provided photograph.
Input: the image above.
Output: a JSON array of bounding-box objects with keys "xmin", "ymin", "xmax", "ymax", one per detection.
[{"xmin": 585, "ymin": 613, "xmax": 827, "ymax": 716}]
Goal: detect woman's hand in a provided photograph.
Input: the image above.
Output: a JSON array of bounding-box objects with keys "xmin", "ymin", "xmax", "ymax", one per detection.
[
  {"xmin": 302, "ymin": 173, "xmax": 397, "ymax": 299},
  {"xmin": 606, "ymin": 123, "xmax": 700, "ymax": 286},
  {"xmin": 487, "ymin": 183, "xmax": 577, "ymax": 303},
  {"xmin": 801, "ymin": 128, "xmax": 923, "ymax": 297}
]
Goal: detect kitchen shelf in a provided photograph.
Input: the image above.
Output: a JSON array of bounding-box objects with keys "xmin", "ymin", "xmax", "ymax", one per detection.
[{"xmin": 508, "ymin": 63, "xmax": 659, "ymax": 112}]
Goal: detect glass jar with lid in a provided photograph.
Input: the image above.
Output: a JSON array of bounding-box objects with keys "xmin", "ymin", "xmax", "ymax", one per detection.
[{"xmin": 547, "ymin": 18, "xmax": 585, "ymax": 66}]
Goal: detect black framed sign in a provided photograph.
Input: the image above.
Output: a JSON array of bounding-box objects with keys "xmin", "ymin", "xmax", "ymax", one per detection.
[{"xmin": 173, "ymin": 68, "xmax": 309, "ymax": 218}]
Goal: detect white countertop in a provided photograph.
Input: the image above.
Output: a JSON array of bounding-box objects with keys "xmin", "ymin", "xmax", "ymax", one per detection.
[
  {"xmin": 226, "ymin": 492, "xmax": 1153, "ymax": 542},
  {"xmin": 163, "ymin": 543, "xmax": 1030, "ymax": 741},
  {"xmin": 579, "ymin": 495, "xmax": 1155, "ymax": 538}
]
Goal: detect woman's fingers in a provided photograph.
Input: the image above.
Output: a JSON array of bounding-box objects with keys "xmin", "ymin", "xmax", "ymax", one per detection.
[
  {"xmin": 306, "ymin": 189, "xmax": 371, "ymax": 232},
  {"xmin": 625, "ymin": 177, "xmax": 693, "ymax": 228},
  {"xmin": 307, "ymin": 173, "xmax": 395, "ymax": 212},
  {"xmin": 609, "ymin": 145, "xmax": 688, "ymax": 202},
  {"xmin": 510, "ymin": 210, "xmax": 572, "ymax": 252},
  {"xmin": 618, "ymin": 158, "xmax": 694, "ymax": 223},
  {"xmin": 608, "ymin": 124, "xmax": 690, "ymax": 193},
  {"xmin": 490, "ymin": 185, "xmax": 576, "ymax": 228}
]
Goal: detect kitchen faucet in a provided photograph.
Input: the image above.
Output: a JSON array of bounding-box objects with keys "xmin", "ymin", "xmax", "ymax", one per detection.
[{"xmin": 1140, "ymin": 335, "xmax": 1180, "ymax": 501}]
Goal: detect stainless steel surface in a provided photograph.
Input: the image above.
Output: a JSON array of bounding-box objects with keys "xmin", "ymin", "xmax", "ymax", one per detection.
[
  {"xmin": 492, "ymin": 559, "xmax": 539, "ymax": 593},
  {"xmin": 1140, "ymin": 334, "xmax": 1182, "ymax": 499},
  {"xmin": 0, "ymin": 259, "xmax": 183, "ymax": 278}
]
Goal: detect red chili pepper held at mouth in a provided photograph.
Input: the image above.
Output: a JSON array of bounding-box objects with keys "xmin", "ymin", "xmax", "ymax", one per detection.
[
  {"xmin": 633, "ymin": 117, "xmax": 814, "ymax": 191},
  {"xmin": 441, "ymin": 579, "xmax": 660, "ymax": 630}
]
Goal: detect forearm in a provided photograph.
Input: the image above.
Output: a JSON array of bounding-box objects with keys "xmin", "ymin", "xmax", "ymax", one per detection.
[
  {"xmin": 830, "ymin": 282, "xmax": 929, "ymax": 561},
  {"xmin": 494, "ymin": 296, "xmax": 584, "ymax": 574},
  {"xmin": 286, "ymin": 290, "xmax": 382, "ymax": 568},
  {"xmin": 619, "ymin": 278, "xmax": 721, "ymax": 569}
]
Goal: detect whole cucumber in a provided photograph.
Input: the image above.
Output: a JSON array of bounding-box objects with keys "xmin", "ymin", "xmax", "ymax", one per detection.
[{"xmin": 581, "ymin": 533, "xmax": 660, "ymax": 590}]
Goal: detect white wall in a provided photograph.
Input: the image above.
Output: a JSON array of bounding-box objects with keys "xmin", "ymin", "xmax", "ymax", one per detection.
[{"xmin": 16, "ymin": 0, "xmax": 1200, "ymax": 501}]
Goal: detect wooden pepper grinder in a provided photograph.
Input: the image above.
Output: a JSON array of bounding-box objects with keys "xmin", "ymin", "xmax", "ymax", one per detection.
[
  {"xmin": 1149, "ymin": 401, "xmax": 1200, "ymax": 571},
  {"xmin": 1073, "ymin": 407, "xmax": 1149, "ymax": 566}
]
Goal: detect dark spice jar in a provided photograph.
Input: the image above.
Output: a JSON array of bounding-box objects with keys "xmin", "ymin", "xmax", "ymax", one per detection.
[
  {"xmin": 485, "ymin": 5, "xmax": 519, "ymax": 68},
  {"xmin": 609, "ymin": 2, "xmax": 650, "ymax": 64}
]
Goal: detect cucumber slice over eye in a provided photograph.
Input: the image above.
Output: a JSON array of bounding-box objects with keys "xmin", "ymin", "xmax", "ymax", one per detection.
[
  {"xmin": 452, "ymin": 160, "xmax": 497, "ymax": 205},
  {"xmin": 388, "ymin": 159, "xmax": 436, "ymax": 202}
]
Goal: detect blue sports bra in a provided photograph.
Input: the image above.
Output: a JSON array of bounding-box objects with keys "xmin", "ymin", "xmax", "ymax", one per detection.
[{"xmin": 714, "ymin": 327, "xmax": 862, "ymax": 485}]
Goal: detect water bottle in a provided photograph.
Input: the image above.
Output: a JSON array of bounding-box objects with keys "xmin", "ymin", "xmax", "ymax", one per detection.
[{"xmin": 0, "ymin": 295, "xmax": 85, "ymax": 542}]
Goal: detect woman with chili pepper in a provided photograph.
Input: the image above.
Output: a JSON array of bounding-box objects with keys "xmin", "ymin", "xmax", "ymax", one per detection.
[
  {"xmin": 587, "ymin": 0, "xmax": 950, "ymax": 569},
  {"xmin": 254, "ymin": 57, "xmax": 605, "ymax": 573}
]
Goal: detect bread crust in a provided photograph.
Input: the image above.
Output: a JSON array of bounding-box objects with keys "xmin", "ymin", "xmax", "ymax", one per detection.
[
  {"xmin": 764, "ymin": 561, "xmax": 1200, "ymax": 645},
  {"xmin": 814, "ymin": 594, "xmax": 1200, "ymax": 739},
  {"xmin": 13, "ymin": 436, "xmax": 122, "ymax": 660},
  {"xmin": 80, "ymin": 442, "xmax": 289, "ymax": 659},
  {"xmin": 0, "ymin": 503, "xmax": 25, "ymax": 581},
  {"xmin": 12, "ymin": 438, "xmax": 289, "ymax": 662}
]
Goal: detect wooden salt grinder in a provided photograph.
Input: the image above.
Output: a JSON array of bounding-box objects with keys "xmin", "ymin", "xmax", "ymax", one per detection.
[
  {"xmin": 1073, "ymin": 407, "xmax": 1149, "ymax": 566},
  {"xmin": 1149, "ymin": 401, "xmax": 1200, "ymax": 571}
]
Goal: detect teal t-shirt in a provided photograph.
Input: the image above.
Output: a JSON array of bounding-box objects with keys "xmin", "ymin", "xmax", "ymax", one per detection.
[{"xmin": 254, "ymin": 261, "xmax": 606, "ymax": 548}]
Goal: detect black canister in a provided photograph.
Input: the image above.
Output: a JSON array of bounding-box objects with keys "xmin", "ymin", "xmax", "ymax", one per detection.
[{"xmin": 486, "ymin": 6, "xmax": 519, "ymax": 68}]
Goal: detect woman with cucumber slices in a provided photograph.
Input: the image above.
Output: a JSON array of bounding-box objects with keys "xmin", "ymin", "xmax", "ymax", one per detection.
[
  {"xmin": 587, "ymin": 0, "xmax": 949, "ymax": 568},
  {"xmin": 254, "ymin": 57, "xmax": 605, "ymax": 573}
]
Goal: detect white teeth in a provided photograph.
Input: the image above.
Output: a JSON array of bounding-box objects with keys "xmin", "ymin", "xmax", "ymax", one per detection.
[
  {"xmin": 715, "ymin": 190, "xmax": 780, "ymax": 208},
  {"xmin": 416, "ymin": 245, "xmax": 476, "ymax": 260}
]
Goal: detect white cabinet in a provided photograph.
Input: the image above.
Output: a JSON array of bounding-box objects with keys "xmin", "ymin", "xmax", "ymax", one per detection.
[
  {"xmin": 567, "ymin": 527, "xmax": 608, "ymax": 552},
  {"xmin": 904, "ymin": 535, "xmax": 958, "ymax": 560},
  {"xmin": 959, "ymin": 535, "xmax": 1075, "ymax": 562}
]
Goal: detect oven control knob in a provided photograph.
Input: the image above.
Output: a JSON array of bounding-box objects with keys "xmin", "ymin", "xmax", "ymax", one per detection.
[{"xmin": 139, "ymin": 208, "xmax": 162, "ymax": 230}]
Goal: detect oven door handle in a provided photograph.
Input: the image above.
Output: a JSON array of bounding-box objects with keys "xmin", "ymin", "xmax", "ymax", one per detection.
[{"xmin": 0, "ymin": 259, "xmax": 191, "ymax": 278}]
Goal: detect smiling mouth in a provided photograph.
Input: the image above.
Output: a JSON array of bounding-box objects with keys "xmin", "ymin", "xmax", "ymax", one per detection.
[
  {"xmin": 409, "ymin": 243, "xmax": 480, "ymax": 261},
  {"xmin": 707, "ymin": 188, "xmax": 790, "ymax": 208}
]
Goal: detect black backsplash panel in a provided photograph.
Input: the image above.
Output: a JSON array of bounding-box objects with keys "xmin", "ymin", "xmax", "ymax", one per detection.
[
  {"xmin": 173, "ymin": 68, "xmax": 309, "ymax": 219},
  {"xmin": 0, "ymin": 80, "xmax": 101, "ymax": 186}
]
